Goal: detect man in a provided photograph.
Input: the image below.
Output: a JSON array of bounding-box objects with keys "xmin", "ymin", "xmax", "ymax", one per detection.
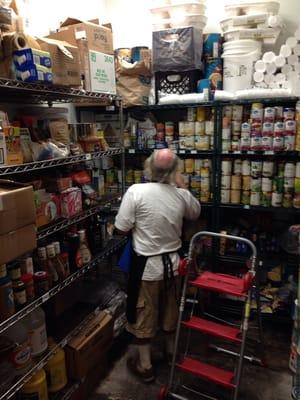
[{"xmin": 115, "ymin": 148, "xmax": 201, "ymax": 383}]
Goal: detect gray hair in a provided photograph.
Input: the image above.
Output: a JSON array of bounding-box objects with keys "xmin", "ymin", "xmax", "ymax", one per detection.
[{"xmin": 144, "ymin": 150, "xmax": 179, "ymax": 184}]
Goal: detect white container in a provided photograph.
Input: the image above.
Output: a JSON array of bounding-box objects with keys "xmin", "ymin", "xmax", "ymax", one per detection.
[
  {"xmin": 221, "ymin": 175, "xmax": 231, "ymax": 190},
  {"xmin": 233, "ymin": 159, "xmax": 242, "ymax": 175},
  {"xmin": 262, "ymin": 177, "xmax": 272, "ymax": 191},
  {"xmin": 284, "ymin": 162, "xmax": 296, "ymax": 178},
  {"xmin": 251, "ymin": 161, "xmax": 262, "ymax": 177},
  {"xmin": 222, "ymin": 49, "xmax": 261, "ymax": 92},
  {"xmin": 242, "ymin": 160, "xmax": 251, "ymax": 176},
  {"xmin": 24, "ymin": 307, "xmax": 48, "ymax": 357},
  {"xmin": 296, "ymin": 162, "xmax": 300, "ymax": 178},
  {"xmin": 272, "ymin": 192, "xmax": 282, "ymax": 207},
  {"xmin": 262, "ymin": 161, "xmax": 274, "ymax": 177},
  {"xmin": 221, "ymin": 160, "xmax": 232, "ymax": 175},
  {"xmin": 250, "ymin": 191, "xmax": 261, "ymax": 206},
  {"xmin": 221, "ymin": 189, "xmax": 230, "ymax": 203},
  {"xmin": 224, "ymin": 2, "xmax": 280, "ymax": 18},
  {"xmin": 169, "ymin": 14, "xmax": 207, "ymax": 29}
]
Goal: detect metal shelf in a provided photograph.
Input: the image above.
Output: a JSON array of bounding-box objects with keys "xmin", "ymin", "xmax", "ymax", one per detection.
[
  {"xmin": 37, "ymin": 193, "xmax": 121, "ymax": 240},
  {"xmin": 125, "ymin": 148, "xmax": 213, "ymax": 156},
  {"xmin": 0, "ymin": 307, "xmax": 104, "ymax": 400},
  {"xmin": 50, "ymin": 381, "xmax": 82, "ymax": 400},
  {"xmin": 218, "ymin": 96, "xmax": 298, "ymax": 106},
  {"xmin": 129, "ymin": 102, "xmax": 214, "ymax": 111},
  {"xmin": 221, "ymin": 150, "xmax": 300, "ymax": 158},
  {"xmin": 0, "ymin": 78, "xmax": 119, "ymax": 104},
  {"xmin": 219, "ymin": 204, "xmax": 300, "ymax": 213},
  {"xmin": 0, "ymin": 236, "xmax": 127, "ymax": 335},
  {"xmin": 0, "ymin": 149, "xmax": 123, "ymax": 176}
]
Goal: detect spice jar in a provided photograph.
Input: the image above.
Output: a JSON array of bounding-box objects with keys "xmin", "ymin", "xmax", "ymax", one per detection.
[
  {"xmin": 21, "ymin": 274, "xmax": 35, "ymax": 302},
  {"xmin": 13, "ymin": 280, "xmax": 27, "ymax": 310},
  {"xmin": 34, "ymin": 271, "xmax": 49, "ymax": 297},
  {"xmin": 0, "ymin": 275, "xmax": 15, "ymax": 321}
]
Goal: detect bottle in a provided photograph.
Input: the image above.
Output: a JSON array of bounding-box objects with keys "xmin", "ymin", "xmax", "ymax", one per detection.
[
  {"xmin": 24, "ymin": 307, "xmax": 48, "ymax": 357},
  {"xmin": 0, "ymin": 118, "xmax": 7, "ymax": 165},
  {"xmin": 52, "ymin": 242, "xmax": 66, "ymax": 281},
  {"xmin": 19, "ymin": 368, "xmax": 48, "ymax": 400},
  {"xmin": 44, "ymin": 338, "xmax": 67, "ymax": 393},
  {"xmin": 5, "ymin": 320, "xmax": 32, "ymax": 375},
  {"xmin": 0, "ymin": 271, "xmax": 15, "ymax": 321},
  {"xmin": 46, "ymin": 245, "xmax": 59, "ymax": 285},
  {"xmin": 88, "ymin": 214, "xmax": 102, "ymax": 255},
  {"xmin": 13, "ymin": 280, "xmax": 27, "ymax": 310},
  {"xmin": 78, "ymin": 229, "xmax": 92, "ymax": 265},
  {"xmin": 67, "ymin": 232, "xmax": 82, "ymax": 271},
  {"xmin": 53, "ymin": 241, "xmax": 70, "ymax": 277},
  {"xmin": 37, "ymin": 247, "xmax": 52, "ymax": 288}
]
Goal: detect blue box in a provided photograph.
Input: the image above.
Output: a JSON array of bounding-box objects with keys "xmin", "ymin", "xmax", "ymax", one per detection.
[
  {"xmin": 13, "ymin": 48, "xmax": 52, "ymax": 68},
  {"xmin": 15, "ymin": 63, "xmax": 53, "ymax": 83}
]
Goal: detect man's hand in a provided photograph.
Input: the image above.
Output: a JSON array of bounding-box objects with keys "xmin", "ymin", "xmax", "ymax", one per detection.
[{"xmin": 175, "ymin": 172, "xmax": 187, "ymax": 189}]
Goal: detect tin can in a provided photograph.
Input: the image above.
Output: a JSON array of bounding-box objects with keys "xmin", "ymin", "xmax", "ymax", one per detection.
[
  {"xmin": 185, "ymin": 159, "xmax": 194, "ymax": 173},
  {"xmin": 262, "ymin": 177, "xmax": 272, "ymax": 191},
  {"xmin": 230, "ymin": 189, "xmax": 241, "ymax": 204},
  {"xmin": 293, "ymin": 194, "xmax": 300, "ymax": 208},
  {"xmin": 197, "ymin": 107, "xmax": 206, "ymax": 122},
  {"xmin": 221, "ymin": 190, "xmax": 230, "ymax": 203},
  {"xmin": 273, "ymin": 136, "xmax": 284, "ymax": 152},
  {"xmin": 205, "ymin": 120, "xmax": 214, "ymax": 136},
  {"xmin": 261, "ymin": 136, "xmax": 273, "ymax": 151},
  {"xmin": 241, "ymin": 122, "xmax": 251, "ymax": 137},
  {"xmin": 284, "ymin": 162, "xmax": 296, "ymax": 177},
  {"xmin": 165, "ymin": 122, "xmax": 174, "ymax": 137},
  {"xmin": 240, "ymin": 137, "xmax": 250, "ymax": 151},
  {"xmin": 251, "ymin": 122, "xmax": 262, "ymax": 136},
  {"xmin": 261, "ymin": 191, "xmax": 272, "ymax": 207},
  {"xmin": 232, "ymin": 105, "xmax": 243, "ymax": 122},
  {"xmin": 250, "ymin": 136, "xmax": 262, "ymax": 151},
  {"xmin": 275, "ymin": 106, "xmax": 283, "ymax": 120},
  {"xmin": 178, "ymin": 159, "xmax": 185, "ymax": 173},
  {"xmin": 283, "ymin": 107, "xmax": 295, "ymax": 121},
  {"xmin": 231, "ymin": 175, "xmax": 242, "ymax": 190},
  {"xmin": 251, "ymin": 177, "xmax": 262, "ymax": 192},
  {"xmin": 222, "ymin": 127, "xmax": 231, "ymax": 140},
  {"xmin": 284, "ymin": 177, "xmax": 295, "ymax": 193},
  {"xmin": 274, "ymin": 121, "xmax": 285, "ymax": 136},
  {"xmin": 222, "ymin": 139, "xmax": 231, "ymax": 152},
  {"xmin": 241, "ymin": 190, "xmax": 250, "ymax": 205},
  {"xmin": 231, "ymin": 137, "xmax": 240, "ymax": 151},
  {"xmin": 273, "ymin": 176, "xmax": 284, "ymax": 193},
  {"xmin": 203, "ymin": 159, "xmax": 212, "ymax": 169},
  {"xmin": 200, "ymin": 191, "xmax": 210, "ymax": 203},
  {"xmin": 250, "ymin": 191, "xmax": 261, "ymax": 206},
  {"xmin": 201, "ymin": 176, "xmax": 210, "ymax": 191},
  {"xmin": 262, "ymin": 122, "xmax": 274, "ymax": 136},
  {"xmin": 283, "ymin": 193, "xmax": 293, "ymax": 208},
  {"xmin": 242, "ymin": 160, "xmax": 251, "ymax": 176},
  {"xmin": 195, "ymin": 121, "xmax": 205, "ymax": 135},
  {"xmin": 284, "ymin": 134, "xmax": 295, "ymax": 151},
  {"xmin": 264, "ymin": 107, "xmax": 276, "ymax": 123},
  {"xmin": 295, "ymin": 177, "xmax": 300, "ymax": 194},
  {"xmin": 262, "ymin": 161, "xmax": 275, "ymax": 177},
  {"xmin": 187, "ymin": 108, "xmax": 196, "ymax": 122},
  {"xmin": 223, "ymin": 106, "xmax": 232, "ymax": 119},
  {"xmin": 251, "ymin": 161, "xmax": 262, "ymax": 177},
  {"xmin": 195, "ymin": 135, "xmax": 209, "ymax": 150},
  {"xmin": 190, "ymin": 175, "xmax": 201, "ymax": 189},
  {"xmin": 221, "ymin": 175, "xmax": 231, "ymax": 189},
  {"xmin": 272, "ymin": 192, "xmax": 283, "ymax": 207},
  {"xmin": 221, "ymin": 160, "xmax": 232, "ymax": 175},
  {"xmin": 242, "ymin": 176, "xmax": 251, "ymax": 191},
  {"xmin": 201, "ymin": 167, "xmax": 210, "ymax": 178},
  {"xmin": 232, "ymin": 120, "xmax": 241, "ymax": 135},
  {"xmin": 194, "ymin": 159, "xmax": 203, "ymax": 173},
  {"xmin": 285, "ymin": 120, "xmax": 296, "ymax": 134},
  {"xmin": 251, "ymin": 103, "xmax": 264, "ymax": 122},
  {"xmin": 185, "ymin": 136, "xmax": 195, "ymax": 149},
  {"xmin": 233, "ymin": 159, "xmax": 242, "ymax": 175}
]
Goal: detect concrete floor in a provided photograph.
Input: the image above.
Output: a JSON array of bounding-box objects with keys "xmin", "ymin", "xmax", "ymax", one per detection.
[{"xmin": 90, "ymin": 324, "xmax": 293, "ymax": 400}]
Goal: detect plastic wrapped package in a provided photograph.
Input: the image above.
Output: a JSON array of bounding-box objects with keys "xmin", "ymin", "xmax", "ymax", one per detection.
[
  {"xmin": 31, "ymin": 140, "xmax": 70, "ymax": 161},
  {"xmin": 152, "ymin": 26, "xmax": 203, "ymax": 72}
]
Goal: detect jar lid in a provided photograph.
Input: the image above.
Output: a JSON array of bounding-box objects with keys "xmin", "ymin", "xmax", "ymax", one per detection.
[
  {"xmin": 21, "ymin": 273, "xmax": 33, "ymax": 284},
  {"xmin": 34, "ymin": 271, "xmax": 48, "ymax": 281},
  {"xmin": 13, "ymin": 280, "xmax": 25, "ymax": 290}
]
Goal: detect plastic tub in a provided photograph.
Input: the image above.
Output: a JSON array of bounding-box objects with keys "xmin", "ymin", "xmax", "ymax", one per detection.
[
  {"xmin": 224, "ymin": 27, "xmax": 280, "ymax": 42},
  {"xmin": 222, "ymin": 49, "xmax": 261, "ymax": 92},
  {"xmin": 168, "ymin": 2, "xmax": 206, "ymax": 17},
  {"xmin": 224, "ymin": 2, "xmax": 280, "ymax": 18},
  {"xmin": 169, "ymin": 14, "xmax": 207, "ymax": 29},
  {"xmin": 220, "ymin": 13, "xmax": 269, "ymax": 32},
  {"xmin": 223, "ymin": 39, "xmax": 262, "ymax": 53}
]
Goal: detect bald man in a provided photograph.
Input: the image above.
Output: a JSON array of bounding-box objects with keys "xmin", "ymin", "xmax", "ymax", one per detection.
[{"xmin": 115, "ymin": 149, "xmax": 200, "ymax": 383}]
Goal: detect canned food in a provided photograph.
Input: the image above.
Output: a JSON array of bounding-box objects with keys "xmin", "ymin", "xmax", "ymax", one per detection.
[
  {"xmin": 178, "ymin": 159, "xmax": 185, "ymax": 173},
  {"xmin": 185, "ymin": 136, "xmax": 196, "ymax": 149},
  {"xmin": 251, "ymin": 103, "xmax": 264, "ymax": 122},
  {"xmin": 284, "ymin": 177, "xmax": 295, "ymax": 193},
  {"xmin": 272, "ymin": 176, "xmax": 284, "ymax": 193},
  {"xmin": 231, "ymin": 138, "xmax": 240, "ymax": 151},
  {"xmin": 284, "ymin": 134, "xmax": 295, "ymax": 151},
  {"xmin": 232, "ymin": 105, "xmax": 243, "ymax": 121},
  {"xmin": 250, "ymin": 136, "xmax": 262, "ymax": 151},
  {"xmin": 179, "ymin": 122, "xmax": 195, "ymax": 136},
  {"xmin": 222, "ymin": 139, "xmax": 231, "ymax": 152},
  {"xmin": 195, "ymin": 121, "xmax": 205, "ymax": 135},
  {"xmin": 196, "ymin": 107, "xmax": 206, "ymax": 122},
  {"xmin": 201, "ymin": 177, "xmax": 210, "ymax": 191},
  {"xmin": 262, "ymin": 122, "xmax": 274, "ymax": 136},
  {"xmin": 262, "ymin": 177, "xmax": 272, "ymax": 191},
  {"xmin": 250, "ymin": 191, "xmax": 261, "ymax": 206},
  {"xmin": 190, "ymin": 175, "xmax": 201, "ymax": 189},
  {"xmin": 272, "ymin": 192, "xmax": 283, "ymax": 207},
  {"xmin": 283, "ymin": 193, "xmax": 293, "ymax": 208},
  {"xmin": 242, "ymin": 160, "xmax": 251, "ymax": 176},
  {"xmin": 221, "ymin": 189, "xmax": 230, "ymax": 203},
  {"xmin": 203, "ymin": 159, "xmax": 212, "ymax": 169},
  {"xmin": 278, "ymin": 162, "xmax": 285, "ymax": 177},
  {"xmin": 185, "ymin": 159, "xmax": 194, "ymax": 173},
  {"xmin": 242, "ymin": 175, "xmax": 251, "ymax": 190},
  {"xmin": 264, "ymin": 107, "xmax": 276, "ymax": 123},
  {"xmin": 241, "ymin": 190, "xmax": 250, "ymax": 205},
  {"xmin": 293, "ymin": 194, "xmax": 300, "ymax": 208},
  {"xmin": 251, "ymin": 177, "xmax": 262, "ymax": 192},
  {"xmin": 284, "ymin": 162, "xmax": 296, "ymax": 178},
  {"xmin": 240, "ymin": 137, "xmax": 250, "ymax": 151},
  {"xmin": 194, "ymin": 159, "xmax": 203, "ymax": 172},
  {"xmin": 205, "ymin": 121, "xmax": 214, "ymax": 136},
  {"xmin": 241, "ymin": 123, "xmax": 251, "ymax": 137},
  {"xmin": 261, "ymin": 191, "xmax": 272, "ymax": 207},
  {"xmin": 222, "ymin": 128, "xmax": 231, "ymax": 140},
  {"xmin": 233, "ymin": 159, "xmax": 242, "ymax": 175},
  {"xmin": 285, "ymin": 120, "xmax": 296, "ymax": 134},
  {"xmin": 165, "ymin": 122, "xmax": 174, "ymax": 136},
  {"xmin": 273, "ymin": 136, "xmax": 284, "ymax": 152},
  {"xmin": 195, "ymin": 135, "xmax": 209, "ymax": 150},
  {"xmin": 221, "ymin": 160, "xmax": 232, "ymax": 175},
  {"xmin": 251, "ymin": 161, "xmax": 262, "ymax": 177},
  {"xmin": 232, "ymin": 120, "xmax": 241, "ymax": 135},
  {"xmin": 230, "ymin": 190, "xmax": 241, "ymax": 204},
  {"xmin": 261, "ymin": 136, "xmax": 273, "ymax": 151},
  {"xmin": 274, "ymin": 121, "xmax": 285, "ymax": 136},
  {"xmin": 200, "ymin": 167, "xmax": 210, "ymax": 178},
  {"xmin": 221, "ymin": 175, "xmax": 231, "ymax": 189},
  {"xmin": 200, "ymin": 191, "xmax": 210, "ymax": 203},
  {"xmin": 187, "ymin": 108, "xmax": 196, "ymax": 122},
  {"xmin": 283, "ymin": 107, "xmax": 295, "ymax": 121},
  {"xmin": 182, "ymin": 174, "xmax": 190, "ymax": 186},
  {"xmin": 262, "ymin": 161, "xmax": 274, "ymax": 177},
  {"xmin": 223, "ymin": 106, "xmax": 232, "ymax": 119},
  {"xmin": 295, "ymin": 177, "xmax": 300, "ymax": 194},
  {"xmin": 231, "ymin": 175, "xmax": 242, "ymax": 190}
]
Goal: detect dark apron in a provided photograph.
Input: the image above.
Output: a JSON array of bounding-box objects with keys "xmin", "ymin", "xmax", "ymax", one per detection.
[{"xmin": 126, "ymin": 249, "xmax": 178, "ymax": 324}]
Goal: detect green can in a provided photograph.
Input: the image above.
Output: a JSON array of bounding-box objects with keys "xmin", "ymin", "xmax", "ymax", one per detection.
[
  {"xmin": 277, "ymin": 163, "xmax": 285, "ymax": 177},
  {"xmin": 241, "ymin": 190, "xmax": 250, "ymax": 205},
  {"xmin": 261, "ymin": 191, "xmax": 272, "ymax": 207},
  {"xmin": 283, "ymin": 193, "xmax": 293, "ymax": 208},
  {"xmin": 273, "ymin": 176, "xmax": 284, "ymax": 193}
]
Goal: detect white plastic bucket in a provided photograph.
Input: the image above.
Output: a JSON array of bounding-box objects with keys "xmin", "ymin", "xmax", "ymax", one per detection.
[
  {"xmin": 222, "ymin": 49, "xmax": 261, "ymax": 92},
  {"xmin": 223, "ymin": 39, "xmax": 262, "ymax": 53}
]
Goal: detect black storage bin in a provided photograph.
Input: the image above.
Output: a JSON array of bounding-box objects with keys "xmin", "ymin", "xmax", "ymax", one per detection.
[
  {"xmin": 155, "ymin": 70, "xmax": 201, "ymax": 103},
  {"xmin": 152, "ymin": 27, "xmax": 203, "ymax": 72}
]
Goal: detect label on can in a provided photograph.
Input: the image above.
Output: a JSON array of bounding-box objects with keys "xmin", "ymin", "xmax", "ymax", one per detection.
[
  {"xmin": 262, "ymin": 177, "xmax": 272, "ymax": 191},
  {"xmin": 221, "ymin": 175, "xmax": 231, "ymax": 189},
  {"xmin": 273, "ymin": 177, "xmax": 284, "ymax": 193},
  {"xmin": 232, "ymin": 120, "xmax": 241, "ymax": 135},
  {"xmin": 250, "ymin": 136, "xmax": 262, "ymax": 151},
  {"xmin": 261, "ymin": 136, "xmax": 273, "ymax": 151},
  {"xmin": 262, "ymin": 122, "xmax": 274, "ymax": 136},
  {"xmin": 231, "ymin": 138, "xmax": 240, "ymax": 151},
  {"xmin": 221, "ymin": 160, "xmax": 232, "ymax": 175},
  {"xmin": 283, "ymin": 193, "xmax": 293, "ymax": 208},
  {"xmin": 194, "ymin": 159, "xmax": 203, "ymax": 172},
  {"xmin": 262, "ymin": 161, "xmax": 274, "ymax": 177},
  {"xmin": 251, "ymin": 107, "xmax": 263, "ymax": 122},
  {"xmin": 242, "ymin": 176, "xmax": 251, "ymax": 191},
  {"xmin": 195, "ymin": 135, "xmax": 209, "ymax": 150},
  {"xmin": 195, "ymin": 121, "xmax": 205, "ymax": 135},
  {"xmin": 283, "ymin": 107, "xmax": 295, "ymax": 121},
  {"xmin": 222, "ymin": 127, "xmax": 231, "ymax": 140},
  {"xmin": 250, "ymin": 191, "xmax": 261, "ymax": 206},
  {"xmin": 264, "ymin": 107, "xmax": 276, "ymax": 123},
  {"xmin": 184, "ymin": 159, "xmax": 194, "ymax": 173},
  {"xmin": 284, "ymin": 162, "xmax": 296, "ymax": 178},
  {"xmin": 285, "ymin": 120, "xmax": 296, "ymax": 134},
  {"xmin": 232, "ymin": 105, "xmax": 243, "ymax": 121},
  {"xmin": 240, "ymin": 136, "xmax": 250, "ymax": 151},
  {"xmin": 261, "ymin": 191, "xmax": 272, "ymax": 207},
  {"xmin": 284, "ymin": 135, "xmax": 295, "ymax": 151},
  {"xmin": 222, "ymin": 139, "xmax": 231, "ymax": 152},
  {"xmin": 251, "ymin": 177, "xmax": 262, "ymax": 192},
  {"xmin": 221, "ymin": 189, "xmax": 230, "ymax": 203},
  {"xmin": 241, "ymin": 123, "xmax": 251, "ymax": 136},
  {"xmin": 233, "ymin": 159, "xmax": 242, "ymax": 175},
  {"xmin": 230, "ymin": 189, "xmax": 241, "ymax": 204},
  {"xmin": 242, "ymin": 160, "xmax": 251, "ymax": 176},
  {"xmin": 274, "ymin": 122, "xmax": 285, "ymax": 136},
  {"xmin": 242, "ymin": 190, "xmax": 250, "ymax": 205},
  {"xmin": 205, "ymin": 121, "xmax": 214, "ymax": 136},
  {"xmin": 223, "ymin": 106, "xmax": 232, "ymax": 118},
  {"xmin": 273, "ymin": 136, "xmax": 284, "ymax": 151},
  {"xmin": 251, "ymin": 161, "xmax": 262, "ymax": 177},
  {"xmin": 272, "ymin": 192, "xmax": 283, "ymax": 207}
]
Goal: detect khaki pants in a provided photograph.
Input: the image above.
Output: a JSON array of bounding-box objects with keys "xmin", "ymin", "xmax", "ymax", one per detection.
[{"xmin": 127, "ymin": 276, "xmax": 180, "ymax": 339}]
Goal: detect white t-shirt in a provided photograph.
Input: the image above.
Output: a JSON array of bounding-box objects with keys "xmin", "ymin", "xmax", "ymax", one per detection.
[{"xmin": 115, "ymin": 183, "xmax": 201, "ymax": 281}]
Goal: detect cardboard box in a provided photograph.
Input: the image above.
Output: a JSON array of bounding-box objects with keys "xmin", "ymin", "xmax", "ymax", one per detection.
[
  {"xmin": 65, "ymin": 311, "xmax": 113, "ymax": 380},
  {"xmin": 37, "ymin": 37, "xmax": 81, "ymax": 86},
  {"xmin": 4, "ymin": 126, "xmax": 23, "ymax": 165},
  {"xmin": 15, "ymin": 63, "xmax": 53, "ymax": 83},
  {"xmin": 0, "ymin": 224, "xmax": 37, "ymax": 264},
  {"xmin": 0, "ymin": 181, "xmax": 36, "ymax": 235},
  {"xmin": 49, "ymin": 18, "xmax": 113, "ymax": 55},
  {"xmin": 34, "ymin": 189, "xmax": 61, "ymax": 228}
]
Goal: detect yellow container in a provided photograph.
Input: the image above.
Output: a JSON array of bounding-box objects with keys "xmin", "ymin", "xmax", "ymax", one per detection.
[
  {"xmin": 20, "ymin": 368, "xmax": 48, "ymax": 400},
  {"xmin": 44, "ymin": 341, "xmax": 67, "ymax": 393},
  {"xmin": 196, "ymin": 107, "xmax": 206, "ymax": 122},
  {"xmin": 184, "ymin": 159, "xmax": 194, "ymax": 173}
]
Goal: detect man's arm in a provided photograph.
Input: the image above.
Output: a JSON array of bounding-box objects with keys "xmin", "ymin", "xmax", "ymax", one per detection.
[{"xmin": 114, "ymin": 189, "xmax": 136, "ymax": 234}]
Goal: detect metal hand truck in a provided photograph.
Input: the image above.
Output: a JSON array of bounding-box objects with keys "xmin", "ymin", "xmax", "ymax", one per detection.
[{"xmin": 158, "ymin": 231, "xmax": 265, "ymax": 400}]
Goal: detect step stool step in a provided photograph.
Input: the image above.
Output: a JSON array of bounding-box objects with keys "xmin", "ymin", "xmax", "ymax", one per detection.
[
  {"xmin": 182, "ymin": 316, "xmax": 242, "ymax": 343},
  {"xmin": 190, "ymin": 271, "xmax": 247, "ymax": 297},
  {"xmin": 177, "ymin": 357, "xmax": 236, "ymax": 389}
]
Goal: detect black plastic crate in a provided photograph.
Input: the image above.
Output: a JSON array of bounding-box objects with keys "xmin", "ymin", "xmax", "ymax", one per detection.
[{"xmin": 155, "ymin": 69, "xmax": 201, "ymax": 103}]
